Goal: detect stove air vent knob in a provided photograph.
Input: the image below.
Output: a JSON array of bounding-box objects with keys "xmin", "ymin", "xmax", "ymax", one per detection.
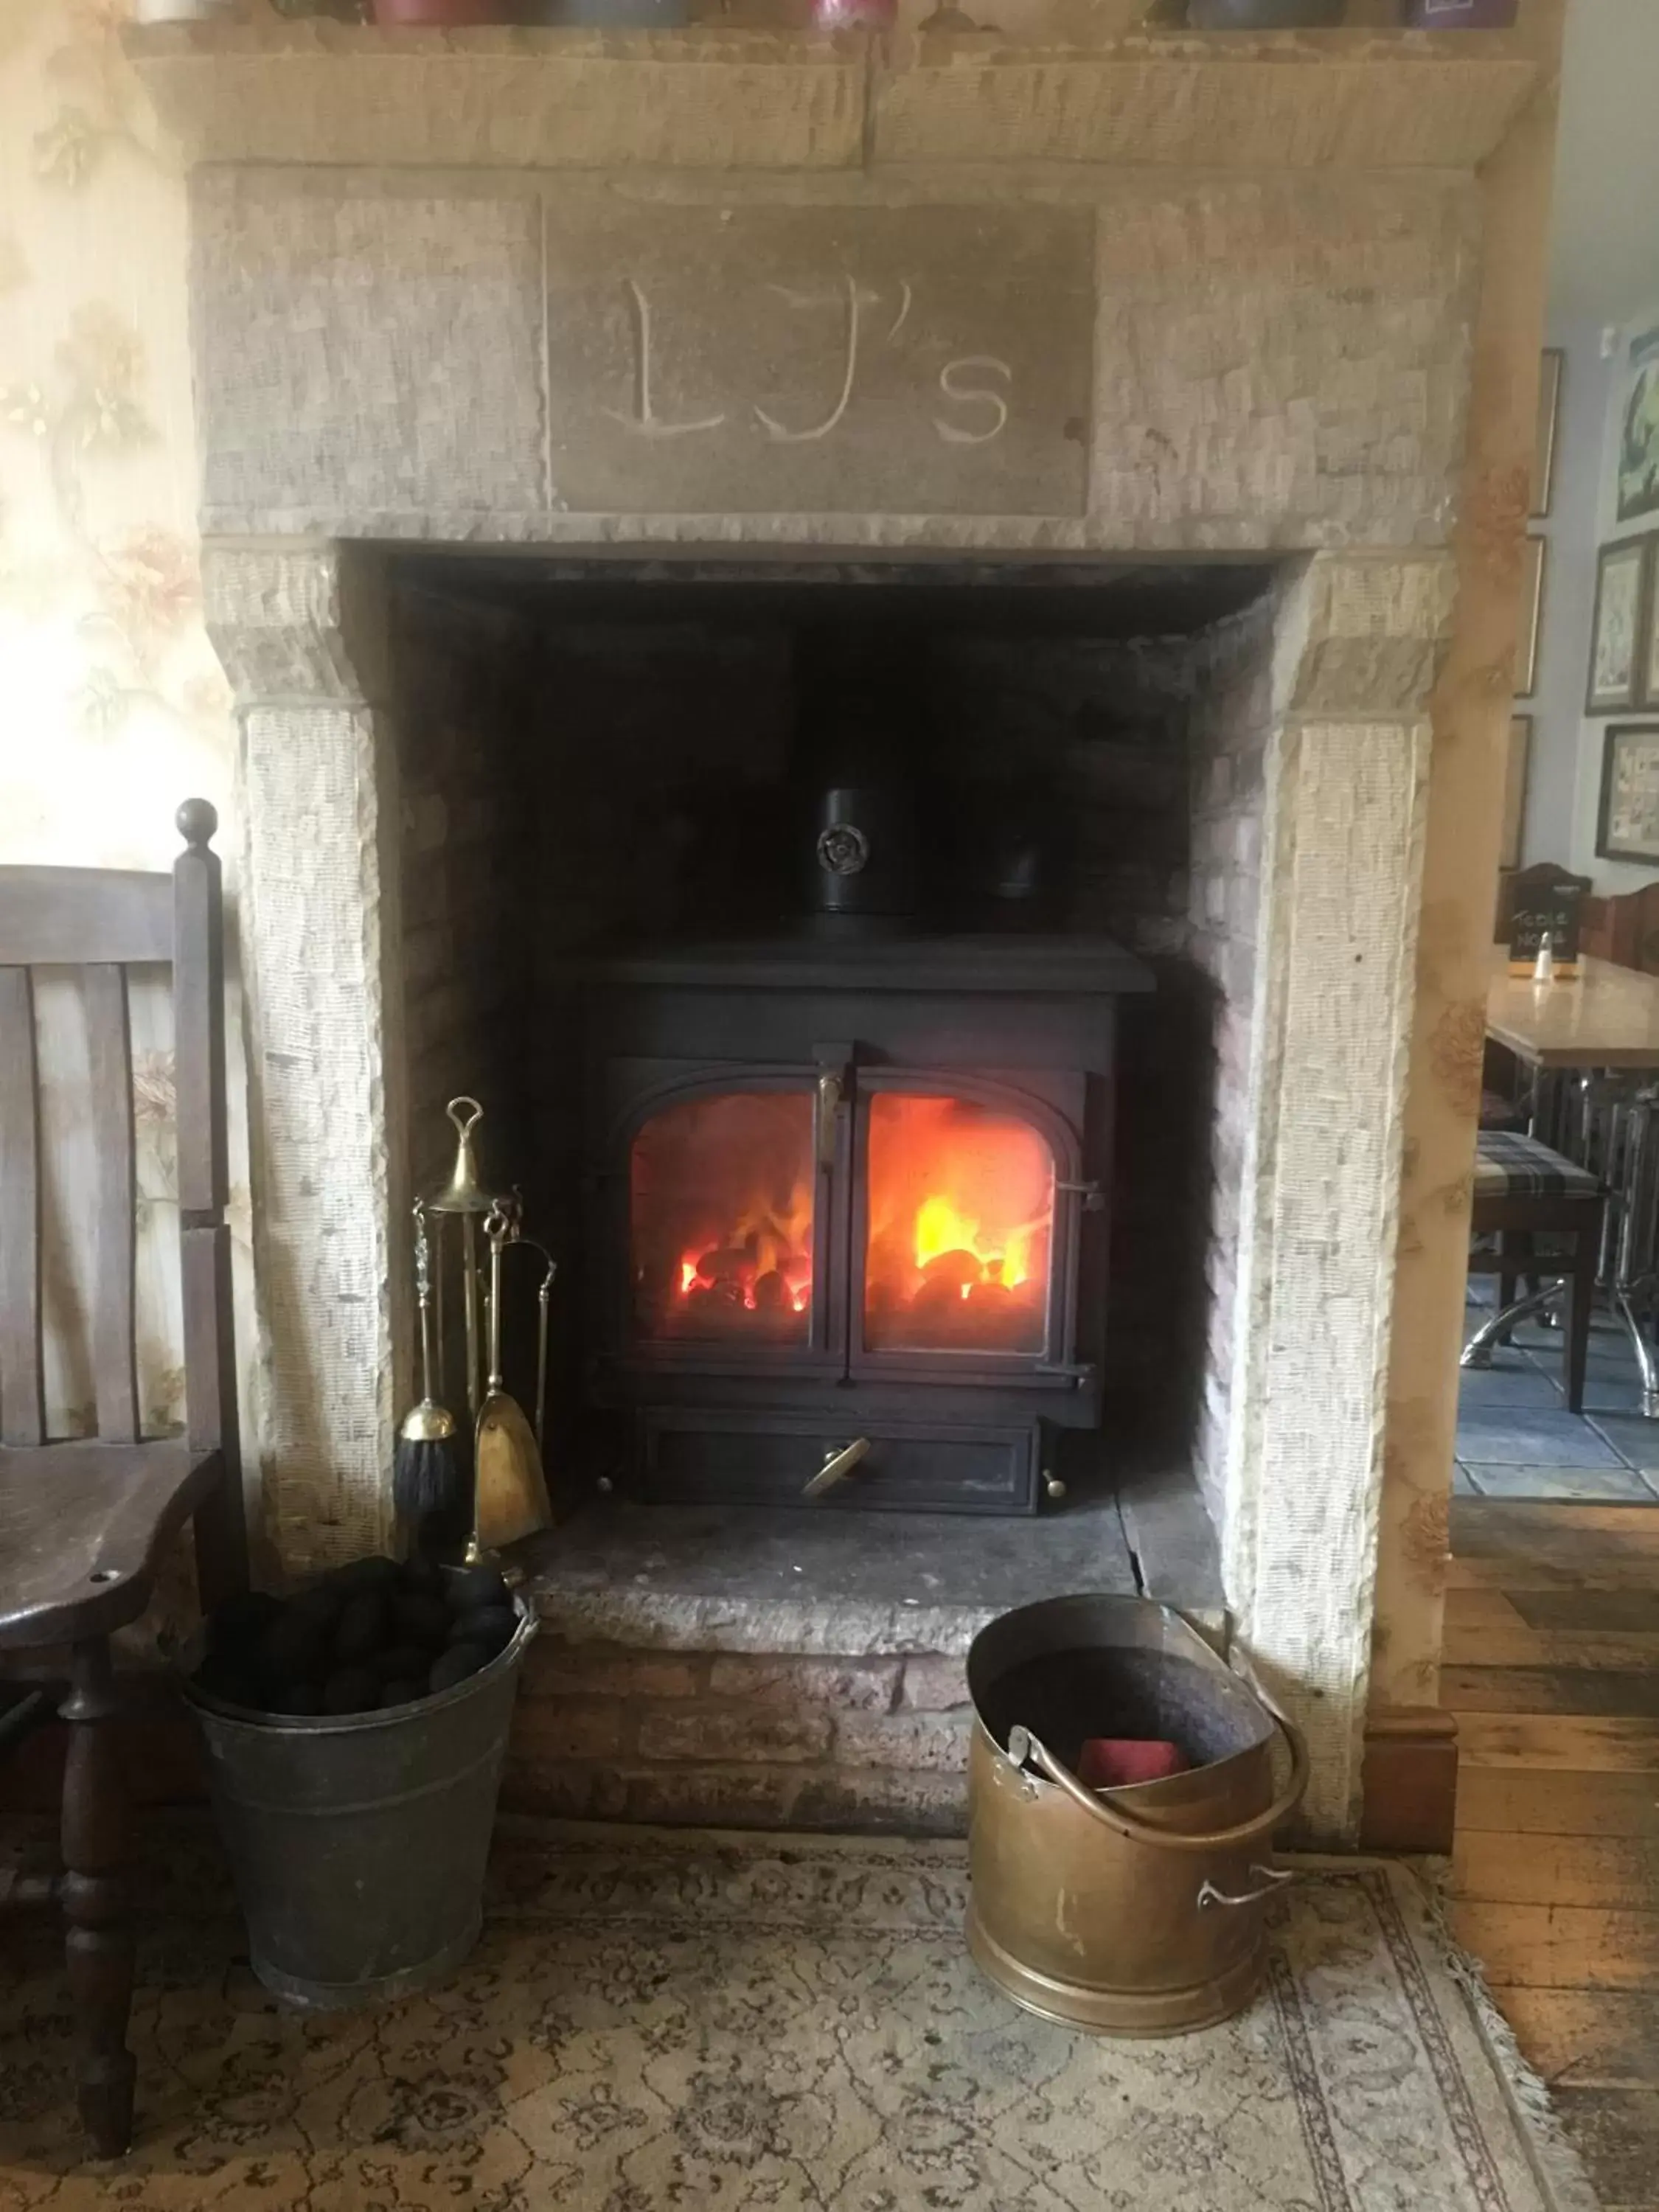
[{"xmin": 816, "ymin": 823, "xmax": 870, "ymax": 877}]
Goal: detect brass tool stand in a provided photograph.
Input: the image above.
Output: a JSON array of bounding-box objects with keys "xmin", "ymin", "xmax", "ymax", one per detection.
[{"xmin": 420, "ymin": 1097, "xmax": 557, "ymax": 1560}]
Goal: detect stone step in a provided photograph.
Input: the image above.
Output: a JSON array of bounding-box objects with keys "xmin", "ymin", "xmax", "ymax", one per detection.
[
  {"xmin": 500, "ymin": 1485, "xmax": 1223, "ymax": 1833},
  {"xmin": 504, "ymin": 1639, "xmax": 972, "ymax": 1834}
]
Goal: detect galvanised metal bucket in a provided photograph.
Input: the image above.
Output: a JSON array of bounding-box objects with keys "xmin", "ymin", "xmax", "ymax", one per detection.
[
  {"xmin": 967, "ymin": 1594, "xmax": 1307, "ymax": 2037},
  {"xmin": 183, "ymin": 1601, "xmax": 535, "ymax": 2010}
]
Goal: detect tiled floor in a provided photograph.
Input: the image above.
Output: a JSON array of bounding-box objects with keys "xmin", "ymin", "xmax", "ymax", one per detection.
[{"xmin": 1455, "ymin": 1287, "xmax": 1659, "ymax": 1502}]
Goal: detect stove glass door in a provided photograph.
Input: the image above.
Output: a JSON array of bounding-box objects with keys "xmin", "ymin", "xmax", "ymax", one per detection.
[
  {"xmin": 861, "ymin": 1090, "xmax": 1055, "ymax": 1357},
  {"xmin": 629, "ymin": 1088, "xmax": 817, "ymax": 1346}
]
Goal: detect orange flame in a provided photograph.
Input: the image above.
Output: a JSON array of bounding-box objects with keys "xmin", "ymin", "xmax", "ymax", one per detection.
[
  {"xmin": 640, "ymin": 1087, "xmax": 1051, "ymax": 1352},
  {"xmin": 864, "ymin": 1094, "xmax": 1053, "ymax": 1351},
  {"xmin": 912, "ymin": 1192, "xmax": 1037, "ymax": 1290}
]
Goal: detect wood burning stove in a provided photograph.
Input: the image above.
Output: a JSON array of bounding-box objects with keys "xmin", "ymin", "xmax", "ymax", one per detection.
[{"xmin": 574, "ymin": 932, "xmax": 1152, "ymax": 1514}]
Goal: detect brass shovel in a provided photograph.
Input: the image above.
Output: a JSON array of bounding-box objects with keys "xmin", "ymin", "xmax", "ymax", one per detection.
[{"xmin": 468, "ymin": 1203, "xmax": 554, "ymax": 1562}]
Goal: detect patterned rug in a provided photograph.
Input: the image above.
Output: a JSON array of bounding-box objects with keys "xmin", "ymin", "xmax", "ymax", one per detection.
[{"xmin": 0, "ymin": 1823, "xmax": 1596, "ymax": 2212}]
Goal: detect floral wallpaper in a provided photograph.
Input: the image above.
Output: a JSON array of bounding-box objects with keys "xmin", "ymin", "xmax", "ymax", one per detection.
[
  {"xmin": 1, "ymin": 1, "xmax": 254, "ymax": 1606},
  {"xmin": 0, "ymin": 0, "xmax": 232, "ymax": 877}
]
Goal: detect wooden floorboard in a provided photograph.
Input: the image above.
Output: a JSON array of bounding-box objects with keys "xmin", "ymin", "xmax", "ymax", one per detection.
[
  {"xmin": 1548, "ymin": 2088, "xmax": 1659, "ymax": 2208},
  {"xmin": 1456, "ymin": 1767, "xmax": 1659, "ymax": 1837},
  {"xmin": 1446, "ymin": 1556, "xmax": 1659, "ymax": 1596},
  {"xmin": 1451, "ymin": 1501, "xmax": 1659, "ymax": 1548},
  {"xmin": 1490, "ymin": 1988, "xmax": 1659, "ymax": 2087},
  {"xmin": 1453, "ymin": 1902, "xmax": 1659, "ymax": 1990},
  {"xmin": 1455, "ymin": 1712, "xmax": 1659, "ymax": 1770},
  {"xmin": 1442, "ymin": 1623, "xmax": 1659, "ymax": 1672},
  {"xmin": 1506, "ymin": 1586, "xmax": 1659, "ymax": 1632},
  {"xmin": 1455, "ymin": 1831, "xmax": 1659, "ymax": 1909},
  {"xmin": 1446, "ymin": 1497, "xmax": 1659, "ymax": 2210},
  {"xmin": 1444, "ymin": 1587, "xmax": 1535, "ymax": 1630},
  {"xmin": 1444, "ymin": 1587, "xmax": 1534, "ymax": 1628},
  {"xmin": 1441, "ymin": 1663, "xmax": 1659, "ymax": 1716}
]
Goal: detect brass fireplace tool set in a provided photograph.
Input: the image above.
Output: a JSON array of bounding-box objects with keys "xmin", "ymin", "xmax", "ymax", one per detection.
[{"xmin": 394, "ymin": 1097, "xmax": 556, "ymax": 1564}]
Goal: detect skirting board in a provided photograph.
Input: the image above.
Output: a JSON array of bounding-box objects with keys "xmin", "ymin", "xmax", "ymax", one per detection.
[{"xmin": 1359, "ymin": 1704, "xmax": 1459, "ymax": 1854}]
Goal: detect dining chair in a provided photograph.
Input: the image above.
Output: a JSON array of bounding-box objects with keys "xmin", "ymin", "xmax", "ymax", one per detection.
[
  {"xmin": 1463, "ymin": 1128, "xmax": 1604, "ymax": 1413},
  {"xmin": 0, "ymin": 799, "xmax": 248, "ymax": 2157},
  {"xmin": 1580, "ymin": 881, "xmax": 1659, "ymax": 975}
]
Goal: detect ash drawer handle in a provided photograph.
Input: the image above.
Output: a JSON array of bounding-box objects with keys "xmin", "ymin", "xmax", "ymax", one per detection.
[
  {"xmin": 802, "ymin": 1436, "xmax": 871, "ymax": 1499},
  {"xmin": 1197, "ymin": 1865, "xmax": 1295, "ymax": 1910}
]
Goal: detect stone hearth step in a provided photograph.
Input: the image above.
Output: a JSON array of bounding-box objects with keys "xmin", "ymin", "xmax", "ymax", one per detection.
[{"xmin": 504, "ymin": 1478, "xmax": 1222, "ymax": 1834}]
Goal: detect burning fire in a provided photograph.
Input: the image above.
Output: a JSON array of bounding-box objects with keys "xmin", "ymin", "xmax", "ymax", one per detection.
[
  {"xmin": 631, "ymin": 1091, "xmax": 819, "ymax": 1341},
  {"xmin": 633, "ymin": 1087, "xmax": 1052, "ymax": 1352},
  {"xmin": 866, "ymin": 1095, "xmax": 1052, "ymax": 1350},
  {"xmin": 675, "ymin": 1177, "xmax": 815, "ymax": 1320},
  {"xmin": 913, "ymin": 1192, "xmax": 1037, "ymax": 1295}
]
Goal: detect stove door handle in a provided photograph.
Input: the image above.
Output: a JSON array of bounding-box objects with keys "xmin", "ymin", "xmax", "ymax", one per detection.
[
  {"xmin": 802, "ymin": 1436, "xmax": 871, "ymax": 1498},
  {"xmin": 815, "ymin": 1070, "xmax": 842, "ymax": 1171}
]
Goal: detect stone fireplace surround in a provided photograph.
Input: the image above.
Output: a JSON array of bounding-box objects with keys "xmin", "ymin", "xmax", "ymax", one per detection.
[{"xmin": 131, "ymin": 12, "xmax": 1557, "ymax": 1840}]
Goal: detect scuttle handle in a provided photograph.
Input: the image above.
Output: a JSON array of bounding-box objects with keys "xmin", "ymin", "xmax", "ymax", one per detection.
[{"xmin": 1197, "ymin": 1865, "xmax": 1295, "ymax": 1910}]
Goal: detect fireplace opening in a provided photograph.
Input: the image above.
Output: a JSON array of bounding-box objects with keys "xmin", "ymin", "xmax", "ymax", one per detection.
[{"xmin": 386, "ymin": 556, "xmax": 1281, "ymax": 1554}]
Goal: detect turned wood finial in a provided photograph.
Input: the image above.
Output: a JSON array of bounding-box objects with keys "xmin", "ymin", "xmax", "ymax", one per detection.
[{"xmin": 175, "ymin": 797, "xmax": 218, "ymax": 849}]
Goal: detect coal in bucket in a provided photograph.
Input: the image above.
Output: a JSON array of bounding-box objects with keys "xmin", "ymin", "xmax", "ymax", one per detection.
[
  {"xmin": 184, "ymin": 1595, "xmax": 535, "ymax": 2010},
  {"xmin": 967, "ymin": 1593, "xmax": 1308, "ymax": 2035}
]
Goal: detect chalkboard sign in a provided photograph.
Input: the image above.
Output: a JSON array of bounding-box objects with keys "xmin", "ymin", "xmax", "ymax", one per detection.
[{"xmin": 1509, "ymin": 882, "xmax": 1583, "ymax": 974}]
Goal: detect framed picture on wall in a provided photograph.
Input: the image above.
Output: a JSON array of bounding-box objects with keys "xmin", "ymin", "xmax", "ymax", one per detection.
[
  {"xmin": 1500, "ymin": 714, "xmax": 1530, "ymax": 872},
  {"xmin": 1616, "ymin": 321, "xmax": 1659, "ymax": 525},
  {"xmin": 1587, "ymin": 538, "xmax": 1651, "ymax": 713},
  {"xmin": 1530, "ymin": 348, "xmax": 1562, "ymax": 519},
  {"xmin": 1515, "ymin": 534, "xmax": 1545, "ymax": 698},
  {"xmin": 1643, "ymin": 542, "xmax": 1659, "ymax": 708},
  {"xmin": 1596, "ymin": 723, "xmax": 1659, "ymax": 864}
]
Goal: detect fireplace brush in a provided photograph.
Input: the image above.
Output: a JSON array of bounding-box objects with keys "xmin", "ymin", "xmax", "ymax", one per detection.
[{"xmin": 392, "ymin": 1197, "xmax": 467, "ymax": 1553}]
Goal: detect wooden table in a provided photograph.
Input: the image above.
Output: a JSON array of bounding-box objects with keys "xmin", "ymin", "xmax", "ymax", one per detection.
[{"xmin": 1487, "ymin": 951, "xmax": 1659, "ymax": 1071}]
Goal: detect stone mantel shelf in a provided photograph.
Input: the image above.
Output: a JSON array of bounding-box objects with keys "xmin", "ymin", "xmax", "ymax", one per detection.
[{"xmin": 125, "ymin": 18, "xmax": 1537, "ymax": 174}]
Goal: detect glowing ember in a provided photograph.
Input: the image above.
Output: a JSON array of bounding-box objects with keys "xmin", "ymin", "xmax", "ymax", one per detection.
[{"xmin": 674, "ymin": 1226, "xmax": 814, "ymax": 1317}]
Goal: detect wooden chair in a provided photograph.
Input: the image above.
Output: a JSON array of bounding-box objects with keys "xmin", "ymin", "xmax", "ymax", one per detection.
[
  {"xmin": 1580, "ymin": 880, "xmax": 1659, "ymax": 973},
  {"xmin": 0, "ymin": 800, "xmax": 247, "ymax": 2157},
  {"xmin": 1464, "ymin": 1128, "xmax": 1604, "ymax": 1412}
]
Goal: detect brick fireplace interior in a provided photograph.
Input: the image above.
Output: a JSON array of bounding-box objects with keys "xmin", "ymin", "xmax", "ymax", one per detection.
[
  {"xmin": 390, "ymin": 554, "xmax": 1279, "ymax": 1631},
  {"xmin": 378, "ymin": 552, "xmax": 1288, "ymax": 1825}
]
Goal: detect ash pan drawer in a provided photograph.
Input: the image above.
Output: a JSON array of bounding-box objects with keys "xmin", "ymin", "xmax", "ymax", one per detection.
[{"xmin": 638, "ymin": 1411, "xmax": 1040, "ymax": 1515}]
